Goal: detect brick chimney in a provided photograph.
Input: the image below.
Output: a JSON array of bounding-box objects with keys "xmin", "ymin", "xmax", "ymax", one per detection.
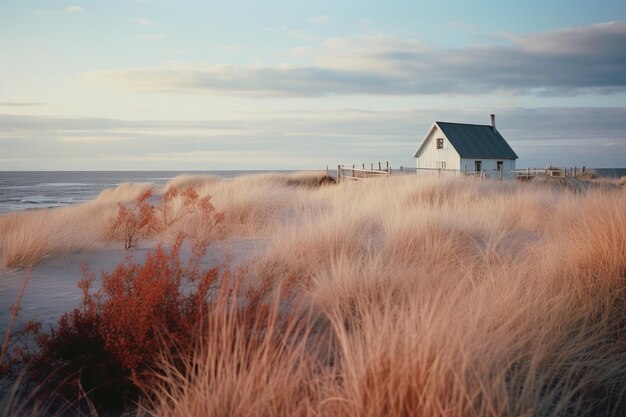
[{"xmin": 490, "ymin": 114, "xmax": 496, "ymax": 131}]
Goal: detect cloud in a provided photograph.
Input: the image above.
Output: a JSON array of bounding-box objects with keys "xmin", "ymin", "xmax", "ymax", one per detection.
[
  {"xmin": 83, "ymin": 21, "xmax": 626, "ymax": 98},
  {"xmin": 65, "ymin": 6, "xmax": 84, "ymax": 13},
  {"xmin": 308, "ymin": 15, "xmax": 332, "ymax": 25},
  {"xmin": 288, "ymin": 30, "xmax": 319, "ymax": 41},
  {"xmin": 220, "ymin": 44, "xmax": 244, "ymax": 54},
  {"xmin": 0, "ymin": 102, "xmax": 43, "ymax": 107},
  {"xmin": 503, "ymin": 21, "xmax": 626, "ymax": 55},
  {"xmin": 263, "ymin": 26, "xmax": 289, "ymax": 33},
  {"xmin": 1, "ymin": 107, "xmax": 625, "ymax": 169},
  {"xmin": 82, "ymin": 63, "xmax": 400, "ymax": 97},
  {"xmin": 133, "ymin": 17, "xmax": 154, "ymax": 27},
  {"xmin": 163, "ymin": 48, "xmax": 187, "ymax": 56},
  {"xmin": 135, "ymin": 34, "xmax": 165, "ymax": 41},
  {"xmin": 32, "ymin": 6, "xmax": 84, "ymax": 15}
]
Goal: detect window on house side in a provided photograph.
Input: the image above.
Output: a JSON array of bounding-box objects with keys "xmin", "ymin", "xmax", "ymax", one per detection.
[
  {"xmin": 436, "ymin": 138, "xmax": 444, "ymax": 149},
  {"xmin": 497, "ymin": 161, "xmax": 503, "ymax": 172}
]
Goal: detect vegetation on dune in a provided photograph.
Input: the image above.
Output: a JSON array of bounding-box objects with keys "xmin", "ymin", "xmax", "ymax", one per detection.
[
  {"xmin": 2, "ymin": 172, "xmax": 626, "ymax": 416},
  {"xmin": 106, "ymin": 186, "xmax": 224, "ymax": 251},
  {"xmin": 5, "ymin": 235, "xmax": 302, "ymax": 414}
]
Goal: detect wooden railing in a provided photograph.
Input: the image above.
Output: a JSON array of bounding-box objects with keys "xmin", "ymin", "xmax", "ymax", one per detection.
[
  {"xmin": 332, "ymin": 164, "xmax": 594, "ymax": 191},
  {"xmin": 510, "ymin": 167, "xmax": 571, "ymax": 180},
  {"xmin": 336, "ymin": 164, "xmax": 391, "ymax": 183},
  {"xmin": 399, "ymin": 166, "xmax": 492, "ymax": 179}
]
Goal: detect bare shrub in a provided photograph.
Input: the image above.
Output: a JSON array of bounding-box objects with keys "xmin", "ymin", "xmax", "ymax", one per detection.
[
  {"xmin": 0, "ymin": 181, "xmax": 152, "ymax": 267},
  {"xmin": 107, "ymin": 189, "xmax": 155, "ymax": 250},
  {"xmin": 106, "ymin": 186, "xmax": 224, "ymax": 251},
  {"xmin": 12, "ymin": 237, "xmax": 241, "ymax": 413}
]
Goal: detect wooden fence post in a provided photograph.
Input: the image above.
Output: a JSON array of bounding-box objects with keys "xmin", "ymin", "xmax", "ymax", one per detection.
[
  {"xmin": 337, "ymin": 165, "xmax": 341, "ymax": 184},
  {"xmin": 400, "ymin": 166, "xmax": 403, "ymax": 176}
]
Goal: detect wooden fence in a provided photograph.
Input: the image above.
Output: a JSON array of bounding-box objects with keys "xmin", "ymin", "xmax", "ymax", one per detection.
[
  {"xmin": 332, "ymin": 164, "xmax": 593, "ymax": 191},
  {"xmin": 336, "ymin": 162, "xmax": 391, "ymax": 183},
  {"xmin": 399, "ymin": 166, "xmax": 491, "ymax": 179}
]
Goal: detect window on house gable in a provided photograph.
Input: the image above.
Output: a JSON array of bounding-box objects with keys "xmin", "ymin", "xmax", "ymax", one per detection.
[{"xmin": 436, "ymin": 138, "xmax": 444, "ymax": 149}]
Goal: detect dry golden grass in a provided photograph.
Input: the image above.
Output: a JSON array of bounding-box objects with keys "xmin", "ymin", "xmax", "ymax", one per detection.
[
  {"xmin": 138, "ymin": 174, "xmax": 626, "ymax": 417},
  {"xmin": 4, "ymin": 173, "xmax": 626, "ymax": 417},
  {"xmin": 0, "ymin": 172, "xmax": 332, "ymax": 267},
  {"xmin": 0, "ymin": 182, "xmax": 152, "ymax": 267}
]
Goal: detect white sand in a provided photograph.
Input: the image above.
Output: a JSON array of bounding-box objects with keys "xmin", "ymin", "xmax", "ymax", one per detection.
[{"xmin": 0, "ymin": 238, "xmax": 267, "ymax": 334}]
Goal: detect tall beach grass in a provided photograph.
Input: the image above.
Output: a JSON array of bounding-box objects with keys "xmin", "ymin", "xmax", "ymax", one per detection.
[
  {"xmin": 146, "ymin": 174, "xmax": 626, "ymax": 417},
  {"xmin": 2, "ymin": 172, "xmax": 626, "ymax": 416}
]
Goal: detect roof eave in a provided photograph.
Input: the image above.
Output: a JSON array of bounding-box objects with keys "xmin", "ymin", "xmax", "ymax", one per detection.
[
  {"xmin": 458, "ymin": 155, "xmax": 518, "ymax": 160},
  {"xmin": 413, "ymin": 122, "xmax": 438, "ymax": 158}
]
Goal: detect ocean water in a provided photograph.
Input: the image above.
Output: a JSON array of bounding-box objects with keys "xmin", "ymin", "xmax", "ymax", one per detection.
[
  {"xmin": 0, "ymin": 170, "xmax": 288, "ymax": 214},
  {"xmin": 595, "ymin": 168, "xmax": 626, "ymax": 179}
]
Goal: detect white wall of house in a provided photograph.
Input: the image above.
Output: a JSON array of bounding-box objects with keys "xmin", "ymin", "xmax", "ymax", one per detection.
[
  {"xmin": 415, "ymin": 125, "xmax": 461, "ymax": 170},
  {"xmin": 459, "ymin": 158, "xmax": 515, "ymax": 173}
]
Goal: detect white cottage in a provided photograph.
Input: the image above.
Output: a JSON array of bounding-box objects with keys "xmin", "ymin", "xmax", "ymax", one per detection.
[{"xmin": 413, "ymin": 114, "xmax": 518, "ymax": 175}]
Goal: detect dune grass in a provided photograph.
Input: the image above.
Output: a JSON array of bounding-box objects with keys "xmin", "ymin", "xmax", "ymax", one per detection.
[
  {"xmin": 0, "ymin": 172, "xmax": 331, "ymax": 268},
  {"xmin": 0, "ymin": 182, "xmax": 153, "ymax": 267},
  {"xmin": 140, "ymin": 174, "xmax": 626, "ymax": 417},
  {"xmin": 3, "ymin": 172, "xmax": 626, "ymax": 416}
]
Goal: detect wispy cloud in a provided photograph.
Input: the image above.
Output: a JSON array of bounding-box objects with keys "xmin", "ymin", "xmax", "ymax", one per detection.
[
  {"xmin": 263, "ymin": 26, "xmax": 289, "ymax": 33},
  {"xmin": 220, "ymin": 44, "xmax": 244, "ymax": 54},
  {"xmin": 1, "ymin": 107, "xmax": 625, "ymax": 169},
  {"xmin": 135, "ymin": 34, "xmax": 165, "ymax": 41},
  {"xmin": 163, "ymin": 48, "xmax": 187, "ymax": 56},
  {"xmin": 308, "ymin": 15, "xmax": 332, "ymax": 25},
  {"xmin": 0, "ymin": 102, "xmax": 44, "ymax": 107},
  {"xmin": 65, "ymin": 6, "xmax": 84, "ymax": 13},
  {"xmin": 288, "ymin": 30, "xmax": 319, "ymax": 41},
  {"xmin": 133, "ymin": 17, "xmax": 154, "ymax": 27},
  {"xmin": 82, "ymin": 21, "xmax": 626, "ymax": 98},
  {"xmin": 32, "ymin": 6, "xmax": 84, "ymax": 15}
]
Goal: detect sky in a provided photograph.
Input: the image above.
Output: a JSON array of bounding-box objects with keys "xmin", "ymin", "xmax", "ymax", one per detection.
[{"xmin": 1, "ymin": 0, "xmax": 626, "ymax": 170}]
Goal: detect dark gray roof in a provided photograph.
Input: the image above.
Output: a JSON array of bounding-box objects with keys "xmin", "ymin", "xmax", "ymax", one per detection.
[{"xmin": 436, "ymin": 121, "xmax": 518, "ymax": 160}]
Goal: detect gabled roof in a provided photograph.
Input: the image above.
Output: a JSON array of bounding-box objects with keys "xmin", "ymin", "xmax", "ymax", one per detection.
[{"xmin": 413, "ymin": 121, "xmax": 518, "ymax": 160}]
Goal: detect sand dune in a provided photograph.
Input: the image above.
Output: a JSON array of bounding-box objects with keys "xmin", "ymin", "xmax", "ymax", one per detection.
[{"xmin": 2, "ymin": 172, "xmax": 626, "ymax": 416}]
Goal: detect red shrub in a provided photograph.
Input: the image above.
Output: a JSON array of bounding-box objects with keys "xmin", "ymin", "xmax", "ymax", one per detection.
[
  {"xmin": 108, "ymin": 187, "xmax": 223, "ymax": 251},
  {"xmin": 107, "ymin": 189, "xmax": 155, "ymax": 250},
  {"xmin": 14, "ymin": 234, "xmax": 300, "ymax": 413},
  {"xmin": 96, "ymin": 236, "xmax": 219, "ymax": 375}
]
